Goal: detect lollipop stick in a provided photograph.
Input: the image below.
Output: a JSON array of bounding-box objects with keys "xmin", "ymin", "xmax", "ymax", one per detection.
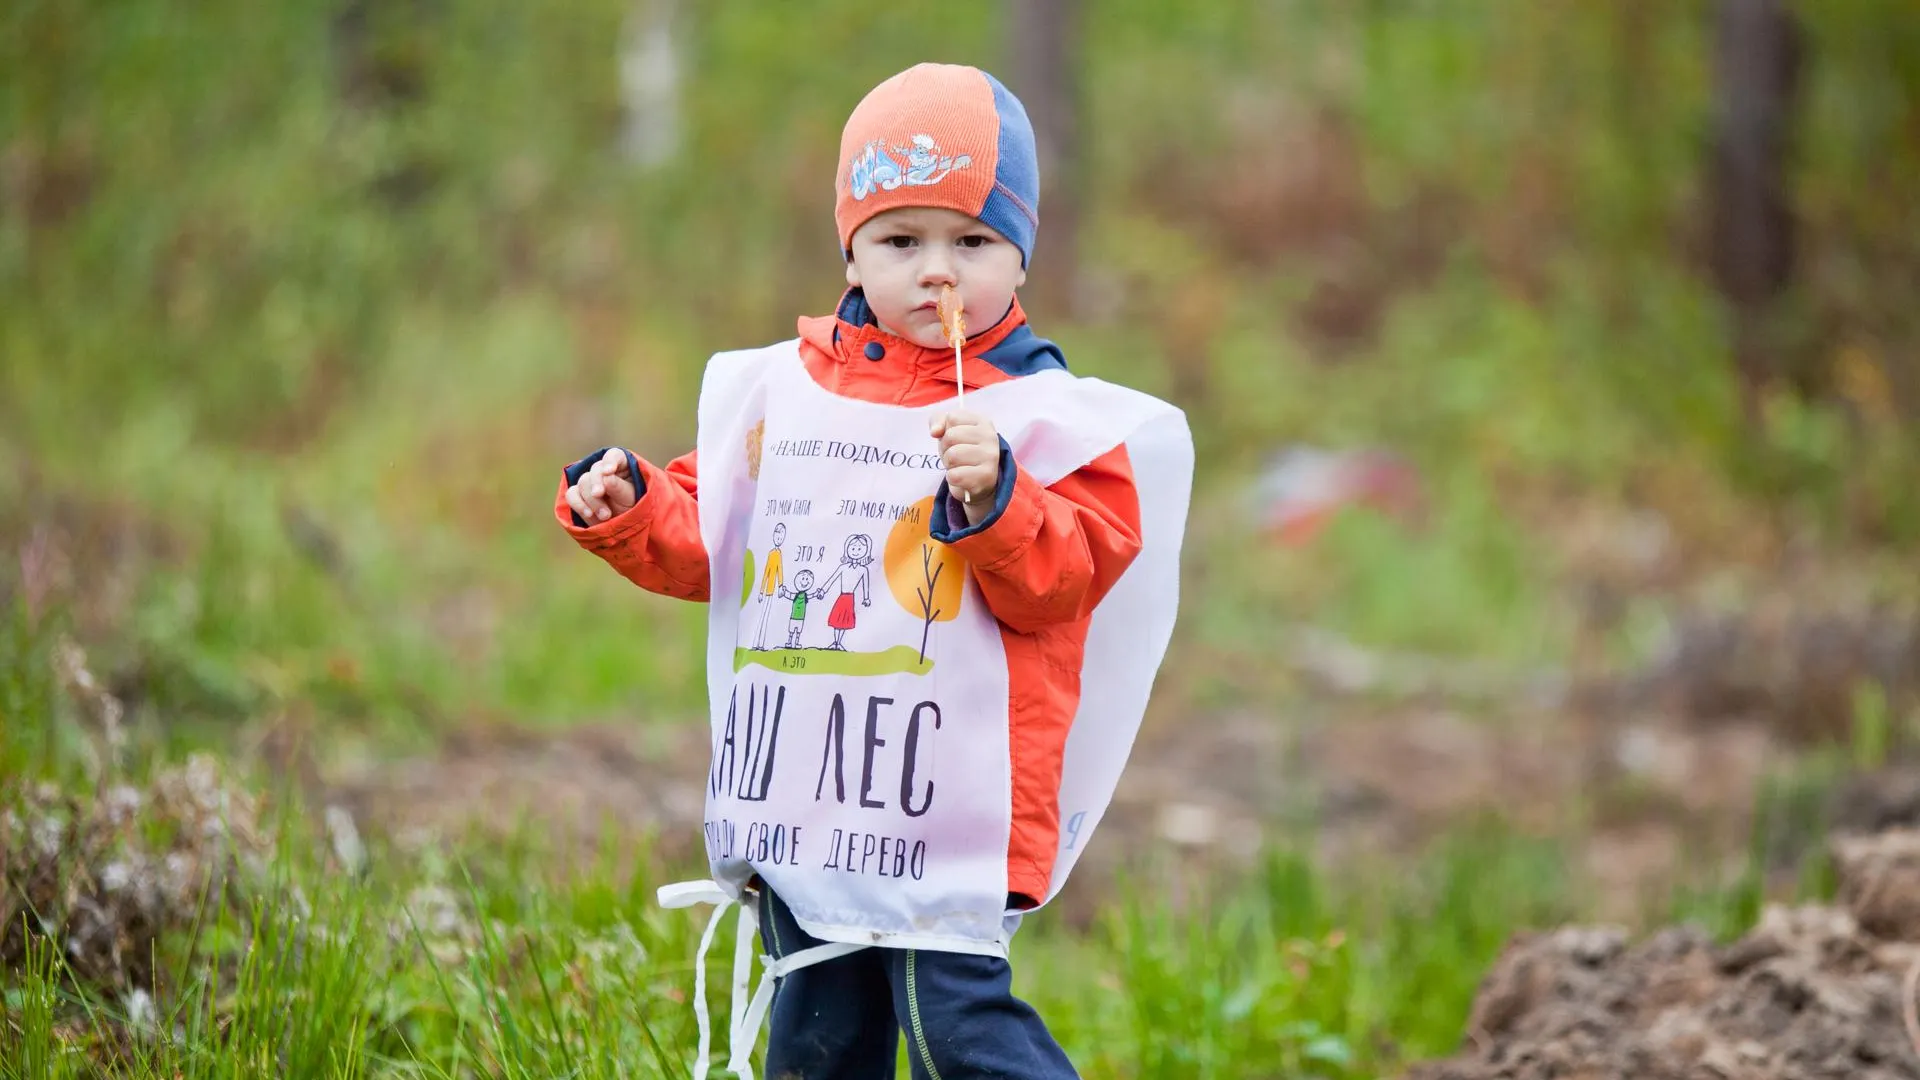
[
  {"xmin": 955, "ymin": 335, "xmax": 971, "ymax": 502},
  {"xmin": 937, "ymin": 285, "xmax": 972, "ymax": 503},
  {"xmin": 954, "ymin": 337, "xmax": 965, "ymax": 409}
]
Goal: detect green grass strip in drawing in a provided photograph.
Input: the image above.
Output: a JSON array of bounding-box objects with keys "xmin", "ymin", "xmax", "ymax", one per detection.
[{"xmin": 733, "ymin": 645, "xmax": 934, "ymax": 677}]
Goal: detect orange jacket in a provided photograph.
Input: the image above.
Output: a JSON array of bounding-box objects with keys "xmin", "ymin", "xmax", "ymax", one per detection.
[{"xmin": 556, "ymin": 291, "xmax": 1142, "ymax": 905}]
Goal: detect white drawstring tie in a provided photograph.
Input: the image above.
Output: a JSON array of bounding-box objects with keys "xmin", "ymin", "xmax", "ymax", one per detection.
[{"xmin": 657, "ymin": 880, "xmax": 866, "ymax": 1080}]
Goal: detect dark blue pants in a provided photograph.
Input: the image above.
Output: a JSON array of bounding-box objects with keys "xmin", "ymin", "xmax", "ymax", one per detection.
[{"xmin": 755, "ymin": 886, "xmax": 1079, "ymax": 1080}]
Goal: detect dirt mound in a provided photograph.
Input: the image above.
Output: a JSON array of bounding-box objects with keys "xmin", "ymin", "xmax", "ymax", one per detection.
[{"xmin": 1407, "ymin": 829, "xmax": 1920, "ymax": 1080}]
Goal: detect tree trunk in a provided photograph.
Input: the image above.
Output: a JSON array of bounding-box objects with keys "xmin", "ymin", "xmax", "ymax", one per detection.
[
  {"xmin": 1706, "ymin": 0, "xmax": 1803, "ymax": 427},
  {"xmin": 619, "ymin": 0, "xmax": 685, "ymax": 169},
  {"xmin": 1005, "ymin": 0, "xmax": 1083, "ymax": 319}
]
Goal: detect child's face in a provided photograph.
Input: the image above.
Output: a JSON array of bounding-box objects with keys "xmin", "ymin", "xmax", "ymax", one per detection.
[
  {"xmin": 795, "ymin": 570, "xmax": 814, "ymax": 589},
  {"xmin": 846, "ymin": 207, "xmax": 1026, "ymax": 350}
]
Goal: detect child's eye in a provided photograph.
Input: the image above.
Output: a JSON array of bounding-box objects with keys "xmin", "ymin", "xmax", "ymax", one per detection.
[
  {"xmin": 957, "ymin": 235, "xmax": 990, "ymax": 249},
  {"xmin": 885, "ymin": 235, "xmax": 917, "ymax": 250}
]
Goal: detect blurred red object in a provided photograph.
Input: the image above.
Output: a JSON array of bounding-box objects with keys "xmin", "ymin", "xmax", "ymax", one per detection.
[{"xmin": 1250, "ymin": 446, "xmax": 1426, "ymax": 545}]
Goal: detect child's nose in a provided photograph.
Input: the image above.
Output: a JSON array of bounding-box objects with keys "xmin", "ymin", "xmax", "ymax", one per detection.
[{"xmin": 918, "ymin": 249, "xmax": 957, "ymax": 286}]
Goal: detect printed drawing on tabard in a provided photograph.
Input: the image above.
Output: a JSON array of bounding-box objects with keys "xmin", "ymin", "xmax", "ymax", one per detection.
[
  {"xmin": 814, "ymin": 532, "xmax": 873, "ymax": 652},
  {"xmin": 733, "ymin": 496, "xmax": 963, "ymax": 678},
  {"xmin": 749, "ymin": 522, "xmax": 789, "ymax": 651},
  {"xmin": 779, "ymin": 569, "xmax": 815, "ymax": 648}
]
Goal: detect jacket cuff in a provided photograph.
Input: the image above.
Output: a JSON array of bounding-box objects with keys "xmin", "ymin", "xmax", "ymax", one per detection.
[
  {"xmin": 936, "ymin": 443, "xmax": 1045, "ymax": 570},
  {"xmin": 930, "ymin": 437, "xmax": 1017, "ymax": 543},
  {"xmin": 560, "ymin": 447, "xmax": 647, "ymax": 528}
]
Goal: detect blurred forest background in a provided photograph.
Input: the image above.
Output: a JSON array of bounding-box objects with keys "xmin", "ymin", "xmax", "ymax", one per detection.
[{"xmin": 3, "ymin": 1, "xmax": 1919, "ymax": 1076}]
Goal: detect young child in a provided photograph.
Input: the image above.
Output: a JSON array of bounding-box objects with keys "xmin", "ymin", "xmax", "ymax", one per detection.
[{"xmin": 558, "ymin": 63, "xmax": 1192, "ymax": 1080}]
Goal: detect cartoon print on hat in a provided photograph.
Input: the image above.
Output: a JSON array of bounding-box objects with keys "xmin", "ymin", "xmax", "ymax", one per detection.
[{"xmin": 847, "ymin": 134, "xmax": 973, "ymax": 201}]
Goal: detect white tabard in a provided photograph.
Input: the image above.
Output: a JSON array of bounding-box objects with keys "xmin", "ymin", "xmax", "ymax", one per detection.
[{"xmin": 683, "ymin": 339, "xmax": 1192, "ymax": 957}]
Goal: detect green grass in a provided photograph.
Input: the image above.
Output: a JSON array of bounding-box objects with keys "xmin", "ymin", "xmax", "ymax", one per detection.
[
  {"xmin": 0, "ymin": 671, "xmax": 1849, "ymax": 1080},
  {"xmin": 733, "ymin": 644, "xmax": 934, "ymax": 677},
  {"xmin": 0, "ymin": 766, "xmax": 1721, "ymax": 1080},
  {"xmin": 0, "ymin": 774, "xmax": 1841, "ymax": 1080}
]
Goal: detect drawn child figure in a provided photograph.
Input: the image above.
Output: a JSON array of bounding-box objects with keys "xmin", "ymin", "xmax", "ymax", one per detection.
[
  {"xmin": 750, "ymin": 522, "xmax": 787, "ymax": 650},
  {"xmin": 779, "ymin": 569, "xmax": 816, "ymax": 648},
  {"xmin": 811, "ymin": 533, "xmax": 873, "ymax": 651}
]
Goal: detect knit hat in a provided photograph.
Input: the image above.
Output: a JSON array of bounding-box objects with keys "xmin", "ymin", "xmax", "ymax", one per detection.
[{"xmin": 835, "ymin": 63, "xmax": 1040, "ymax": 267}]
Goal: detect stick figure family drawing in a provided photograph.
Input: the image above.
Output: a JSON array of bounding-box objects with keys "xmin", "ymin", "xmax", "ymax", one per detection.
[{"xmin": 750, "ymin": 523, "xmax": 874, "ymax": 652}]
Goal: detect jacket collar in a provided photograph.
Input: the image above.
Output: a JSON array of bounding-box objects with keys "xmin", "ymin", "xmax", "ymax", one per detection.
[{"xmin": 796, "ymin": 288, "xmax": 1029, "ymax": 390}]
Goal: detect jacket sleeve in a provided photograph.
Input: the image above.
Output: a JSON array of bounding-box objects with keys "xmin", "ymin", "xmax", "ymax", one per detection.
[
  {"xmin": 931, "ymin": 442, "xmax": 1142, "ymax": 632},
  {"xmin": 554, "ymin": 447, "xmax": 711, "ymax": 602}
]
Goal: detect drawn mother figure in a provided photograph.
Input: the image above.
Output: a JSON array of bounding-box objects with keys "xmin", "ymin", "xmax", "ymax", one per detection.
[{"xmin": 814, "ymin": 534, "xmax": 874, "ymax": 651}]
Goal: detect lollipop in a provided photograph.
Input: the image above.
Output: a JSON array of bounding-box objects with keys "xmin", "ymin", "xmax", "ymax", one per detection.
[
  {"xmin": 936, "ymin": 284, "xmax": 971, "ymax": 501},
  {"xmin": 937, "ymin": 284, "xmax": 966, "ymax": 406}
]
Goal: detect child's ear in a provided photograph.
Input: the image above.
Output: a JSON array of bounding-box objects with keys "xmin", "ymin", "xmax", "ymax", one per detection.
[
  {"xmin": 1016, "ymin": 265, "xmax": 1027, "ymax": 288},
  {"xmin": 845, "ymin": 257, "xmax": 862, "ymax": 289}
]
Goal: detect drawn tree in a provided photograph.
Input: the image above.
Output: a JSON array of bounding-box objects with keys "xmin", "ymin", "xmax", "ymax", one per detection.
[{"xmin": 884, "ymin": 496, "xmax": 964, "ymax": 664}]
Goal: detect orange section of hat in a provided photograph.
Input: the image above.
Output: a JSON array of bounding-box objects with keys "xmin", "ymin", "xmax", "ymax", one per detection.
[{"xmin": 834, "ymin": 64, "xmax": 1001, "ymax": 249}]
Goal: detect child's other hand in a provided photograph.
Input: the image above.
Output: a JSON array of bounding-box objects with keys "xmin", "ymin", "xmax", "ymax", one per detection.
[
  {"xmin": 566, "ymin": 449, "xmax": 638, "ymax": 524},
  {"xmin": 930, "ymin": 410, "xmax": 999, "ymax": 518}
]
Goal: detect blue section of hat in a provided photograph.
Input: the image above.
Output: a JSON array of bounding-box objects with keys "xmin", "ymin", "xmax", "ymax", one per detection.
[{"xmin": 977, "ymin": 71, "xmax": 1040, "ymax": 268}]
